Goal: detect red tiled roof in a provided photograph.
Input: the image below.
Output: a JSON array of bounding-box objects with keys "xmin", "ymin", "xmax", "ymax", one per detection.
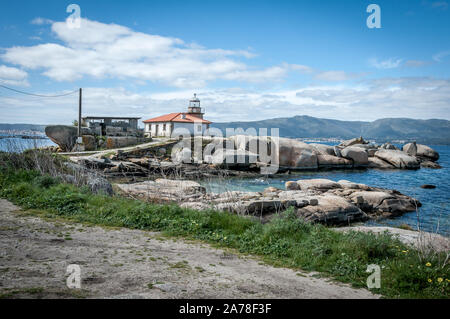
[{"xmin": 143, "ymin": 112, "xmax": 212, "ymax": 124}]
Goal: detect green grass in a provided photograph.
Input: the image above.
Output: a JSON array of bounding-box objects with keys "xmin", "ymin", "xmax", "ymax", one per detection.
[{"xmin": 0, "ymin": 168, "xmax": 448, "ymax": 298}]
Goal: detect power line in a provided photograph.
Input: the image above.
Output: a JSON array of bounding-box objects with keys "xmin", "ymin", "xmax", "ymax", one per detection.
[{"xmin": 0, "ymin": 84, "xmax": 79, "ymax": 98}]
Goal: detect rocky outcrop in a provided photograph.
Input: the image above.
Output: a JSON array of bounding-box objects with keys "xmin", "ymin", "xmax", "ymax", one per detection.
[
  {"xmin": 296, "ymin": 195, "xmax": 367, "ymax": 225},
  {"xmin": 87, "ymin": 176, "xmax": 113, "ymax": 196},
  {"xmin": 117, "ymin": 178, "xmax": 421, "ymax": 226},
  {"xmin": 403, "ymin": 142, "xmax": 439, "ymax": 161},
  {"xmin": 374, "ymin": 149, "xmax": 420, "ymax": 169},
  {"xmin": 310, "ymin": 143, "xmax": 336, "ymax": 156},
  {"xmin": 340, "ymin": 146, "xmax": 369, "ymax": 167},
  {"xmin": 278, "ymin": 138, "xmax": 318, "ymax": 170},
  {"xmin": 45, "ymin": 125, "xmax": 79, "ymax": 152},
  {"xmin": 420, "ymin": 160, "xmax": 442, "ymax": 169},
  {"xmin": 380, "ymin": 142, "xmax": 398, "ymax": 150},
  {"xmin": 367, "ymin": 157, "xmax": 395, "ymax": 169},
  {"xmin": 416, "ymin": 144, "xmax": 440, "ymax": 161},
  {"xmin": 296, "ymin": 179, "xmax": 341, "ymax": 191},
  {"xmin": 202, "ymin": 136, "xmax": 440, "ymax": 172},
  {"xmin": 338, "ymin": 137, "xmax": 368, "ymax": 148},
  {"xmin": 116, "ymin": 179, "xmax": 206, "ymax": 203},
  {"xmin": 317, "ymin": 154, "xmax": 352, "ymax": 169},
  {"xmin": 402, "ymin": 142, "xmax": 417, "ymax": 156},
  {"xmin": 210, "ymin": 149, "xmax": 258, "ymax": 169}
]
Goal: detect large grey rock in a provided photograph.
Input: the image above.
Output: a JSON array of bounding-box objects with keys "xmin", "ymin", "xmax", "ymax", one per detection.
[
  {"xmin": 339, "ymin": 137, "xmax": 368, "ymax": 148},
  {"xmin": 416, "ymin": 144, "xmax": 439, "ymax": 161},
  {"xmin": 296, "ymin": 179, "xmax": 342, "ymax": 191},
  {"xmin": 230, "ymin": 135, "xmax": 273, "ymax": 156},
  {"xmin": 285, "ymin": 181, "xmax": 300, "ymax": 190},
  {"xmin": 154, "ymin": 179, "xmax": 206, "ymax": 194},
  {"xmin": 211, "ymin": 149, "xmax": 258, "ymax": 168},
  {"xmin": 277, "ymin": 138, "xmax": 318, "ymax": 169},
  {"xmin": 374, "ymin": 149, "xmax": 420, "ymax": 169},
  {"xmin": 310, "ymin": 143, "xmax": 336, "ymax": 156},
  {"xmin": 116, "ymin": 179, "xmax": 205, "ymax": 202},
  {"xmin": 402, "ymin": 142, "xmax": 417, "ymax": 157},
  {"xmin": 296, "ymin": 195, "xmax": 367, "ymax": 225},
  {"xmin": 340, "ymin": 147, "xmax": 369, "ymax": 167},
  {"xmin": 367, "ymin": 157, "xmax": 395, "ymax": 169},
  {"xmin": 349, "ymin": 191, "xmax": 418, "ymax": 216},
  {"xmin": 420, "ymin": 160, "xmax": 442, "ymax": 169},
  {"xmin": 349, "ymin": 191, "xmax": 393, "ymax": 207},
  {"xmin": 87, "ymin": 176, "xmax": 113, "ymax": 196},
  {"xmin": 45, "ymin": 125, "xmax": 78, "ymax": 152},
  {"xmin": 317, "ymin": 154, "xmax": 353, "ymax": 168},
  {"xmin": 380, "ymin": 142, "xmax": 398, "ymax": 150},
  {"xmin": 337, "ymin": 180, "xmax": 367, "ymax": 190},
  {"xmin": 403, "ymin": 143, "xmax": 439, "ymax": 161}
]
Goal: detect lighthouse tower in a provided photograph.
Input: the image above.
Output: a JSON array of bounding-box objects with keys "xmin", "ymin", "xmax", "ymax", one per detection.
[{"xmin": 187, "ymin": 93, "xmax": 204, "ymax": 119}]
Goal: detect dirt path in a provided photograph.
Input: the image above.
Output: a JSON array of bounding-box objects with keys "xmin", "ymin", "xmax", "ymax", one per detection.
[{"xmin": 0, "ymin": 199, "xmax": 377, "ymax": 299}]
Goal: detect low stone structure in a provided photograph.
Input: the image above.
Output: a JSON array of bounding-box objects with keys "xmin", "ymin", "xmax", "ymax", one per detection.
[{"xmin": 45, "ymin": 122, "xmax": 150, "ymax": 152}]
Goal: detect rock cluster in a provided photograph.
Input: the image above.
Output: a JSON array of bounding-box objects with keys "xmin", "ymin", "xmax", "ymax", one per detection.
[
  {"xmin": 197, "ymin": 136, "xmax": 441, "ymax": 171},
  {"xmin": 116, "ymin": 178, "xmax": 421, "ymax": 226},
  {"xmin": 277, "ymin": 137, "xmax": 440, "ymax": 170}
]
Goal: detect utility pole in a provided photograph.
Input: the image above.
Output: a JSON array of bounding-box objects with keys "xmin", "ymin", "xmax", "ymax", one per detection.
[{"xmin": 78, "ymin": 88, "xmax": 82, "ymax": 138}]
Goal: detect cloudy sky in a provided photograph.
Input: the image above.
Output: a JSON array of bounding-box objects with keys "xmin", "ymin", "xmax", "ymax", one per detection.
[{"xmin": 0, "ymin": 0, "xmax": 449, "ymax": 125}]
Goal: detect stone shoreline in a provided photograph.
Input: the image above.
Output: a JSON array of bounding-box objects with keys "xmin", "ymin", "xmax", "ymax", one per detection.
[{"xmin": 116, "ymin": 178, "xmax": 421, "ymax": 226}]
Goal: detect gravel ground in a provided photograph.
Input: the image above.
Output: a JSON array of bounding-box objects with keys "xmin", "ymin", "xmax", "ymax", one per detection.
[{"xmin": 0, "ymin": 199, "xmax": 377, "ymax": 299}]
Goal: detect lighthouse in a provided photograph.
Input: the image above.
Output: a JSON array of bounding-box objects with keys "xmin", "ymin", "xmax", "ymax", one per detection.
[{"xmin": 187, "ymin": 93, "xmax": 204, "ymax": 119}]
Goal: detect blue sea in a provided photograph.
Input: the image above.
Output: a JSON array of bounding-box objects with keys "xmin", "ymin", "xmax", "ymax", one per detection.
[
  {"xmin": 1, "ymin": 136, "xmax": 449, "ymax": 236},
  {"xmin": 0, "ymin": 134, "xmax": 56, "ymax": 152},
  {"xmin": 202, "ymin": 144, "xmax": 450, "ymax": 237}
]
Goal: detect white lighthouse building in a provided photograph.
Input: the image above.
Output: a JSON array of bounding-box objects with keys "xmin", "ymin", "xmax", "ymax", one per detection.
[{"xmin": 143, "ymin": 94, "xmax": 212, "ymax": 137}]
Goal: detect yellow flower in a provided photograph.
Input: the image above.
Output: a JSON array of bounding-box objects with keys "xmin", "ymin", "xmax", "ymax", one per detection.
[
  {"xmin": 437, "ymin": 278, "xmax": 443, "ymax": 283},
  {"xmin": 402, "ymin": 250, "xmax": 408, "ymax": 253},
  {"xmin": 428, "ymin": 279, "xmax": 432, "ymax": 283},
  {"xmin": 425, "ymin": 262, "xmax": 432, "ymax": 267}
]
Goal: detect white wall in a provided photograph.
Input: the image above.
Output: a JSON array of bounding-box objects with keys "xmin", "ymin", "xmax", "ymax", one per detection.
[
  {"xmin": 145, "ymin": 122, "xmax": 209, "ymax": 137},
  {"xmin": 173, "ymin": 122, "xmax": 209, "ymax": 137},
  {"xmin": 144, "ymin": 122, "xmax": 173, "ymax": 137}
]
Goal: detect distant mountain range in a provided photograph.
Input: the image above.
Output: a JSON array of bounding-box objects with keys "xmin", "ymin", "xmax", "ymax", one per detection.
[
  {"xmin": 2, "ymin": 116, "xmax": 450, "ymax": 144},
  {"xmin": 211, "ymin": 116, "xmax": 450, "ymax": 144}
]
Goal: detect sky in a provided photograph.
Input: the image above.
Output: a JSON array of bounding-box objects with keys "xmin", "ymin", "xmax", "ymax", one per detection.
[{"xmin": 0, "ymin": 0, "xmax": 449, "ymax": 125}]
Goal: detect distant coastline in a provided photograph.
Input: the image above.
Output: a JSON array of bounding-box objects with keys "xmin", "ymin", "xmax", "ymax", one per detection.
[{"xmin": 2, "ymin": 115, "xmax": 450, "ymax": 145}]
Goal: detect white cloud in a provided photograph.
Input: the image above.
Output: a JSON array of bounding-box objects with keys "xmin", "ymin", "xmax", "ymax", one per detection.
[
  {"xmin": 2, "ymin": 18, "xmax": 296, "ymax": 88},
  {"xmin": 0, "ymin": 65, "xmax": 28, "ymax": 86},
  {"xmin": 314, "ymin": 71, "xmax": 365, "ymax": 82},
  {"xmin": 1, "ymin": 77, "xmax": 449, "ymax": 124},
  {"xmin": 369, "ymin": 58, "xmax": 403, "ymax": 69},
  {"xmin": 30, "ymin": 17, "xmax": 54, "ymax": 25},
  {"xmin": 433, "ymin": 50, "xmax": 450, "ymax": 62}
]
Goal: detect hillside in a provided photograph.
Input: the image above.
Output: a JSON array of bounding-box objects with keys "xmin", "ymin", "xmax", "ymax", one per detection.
[{"xmin": 211, "ymin": 116, "xmax": 450, "ymax": 144}]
